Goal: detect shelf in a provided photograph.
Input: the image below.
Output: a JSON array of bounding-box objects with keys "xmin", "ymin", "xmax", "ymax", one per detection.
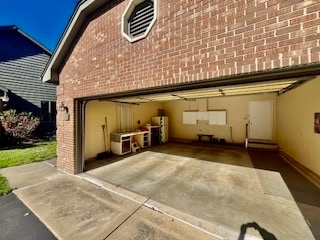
[{"xmin": 134, "ymin": 132, "xmax": 150, "ymax": 148}]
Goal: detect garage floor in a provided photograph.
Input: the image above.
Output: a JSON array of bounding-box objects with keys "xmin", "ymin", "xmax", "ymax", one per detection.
[{"xmin": 85, "ymin": 142, "xmax": 320, "ymax": 240}]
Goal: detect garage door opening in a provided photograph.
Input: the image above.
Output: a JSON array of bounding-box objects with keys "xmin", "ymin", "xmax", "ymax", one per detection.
[{"xmin": 75, "ymin": 77, "xmax": 313, "ymax": 173}]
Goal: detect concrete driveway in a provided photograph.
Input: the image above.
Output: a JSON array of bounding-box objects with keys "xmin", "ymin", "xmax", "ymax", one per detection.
[
  {"xmin": 13, "ymin": 172, "xmax": 219, "ymax": 240},
  {"xmin": 84, "ymin": 143, "xmax": 317, "ymax": 240},
  {"xmin": 3, "ymin": 143, "xmax": 318, "ymax": 240}
]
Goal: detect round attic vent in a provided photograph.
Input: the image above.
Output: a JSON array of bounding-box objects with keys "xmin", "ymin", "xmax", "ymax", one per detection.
[{"xmin": 122, "ymin": 0, "xmax": 157, "ymax": 42}]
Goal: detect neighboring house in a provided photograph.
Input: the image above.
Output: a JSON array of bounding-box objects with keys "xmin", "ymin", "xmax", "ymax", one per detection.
[
  {"xmin": 0, "ymin": 25, "xmax": 56, "ymax": 135},
  {"xmin": 42, "ymin": 0, "xmax": 320, "ymax": 179}
]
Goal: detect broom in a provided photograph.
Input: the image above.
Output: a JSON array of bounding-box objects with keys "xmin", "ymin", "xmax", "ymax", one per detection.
[{"xmin": 96, "ymin": 117, "xmax": 113, "ymax": 159}]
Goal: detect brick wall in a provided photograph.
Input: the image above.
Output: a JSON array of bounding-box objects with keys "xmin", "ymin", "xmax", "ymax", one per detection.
[{"xmin": 57, "ymin": 0, "xmax": 320, "ymax": 173}]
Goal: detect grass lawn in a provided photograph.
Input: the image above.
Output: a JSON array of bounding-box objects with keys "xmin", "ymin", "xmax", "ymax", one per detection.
[
  {"xmin": 0, "ymin": 141, "xmax": 56, "ymax": 195},
  {"xmin": 0, "ymin": 141, "xmax": 56, "ymax": 168}
]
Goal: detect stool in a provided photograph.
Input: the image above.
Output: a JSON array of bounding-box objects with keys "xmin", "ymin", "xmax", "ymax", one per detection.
[{"xmin": 131, "ymin": 142, "xmax": 140, "ymax": 152}]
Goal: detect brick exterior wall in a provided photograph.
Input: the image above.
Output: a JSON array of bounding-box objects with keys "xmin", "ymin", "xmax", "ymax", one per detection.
[{"xmin": 57, "ymin": 0, "xmax": 320, "ymax": 173}]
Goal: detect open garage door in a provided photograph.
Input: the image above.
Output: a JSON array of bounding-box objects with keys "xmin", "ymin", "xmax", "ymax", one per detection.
[{"xmin": 107, "ymin": 78, "xmax": 311, "ymax": 104}]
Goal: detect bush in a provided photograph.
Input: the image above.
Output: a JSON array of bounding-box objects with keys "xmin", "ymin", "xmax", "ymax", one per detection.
[
  {"xmin": 0, "ymin": 109, "xmax": 40, "ymax": 141},
  {"xmin": 0, "ymin": 175, "xmax": 11, "ymax": 195}
]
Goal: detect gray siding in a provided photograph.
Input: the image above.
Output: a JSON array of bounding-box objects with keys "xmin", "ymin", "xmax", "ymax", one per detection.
[
  {"xmin": 0, "ymin": 54, "xmax": 56, "ymax": 107},
  {"xmin": 0, "ymin": 26, "xmax": 56, "ymax": 117}
]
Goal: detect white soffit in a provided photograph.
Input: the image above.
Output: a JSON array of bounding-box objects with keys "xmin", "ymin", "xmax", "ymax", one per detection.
[{"xmin": 111, "ymin": 78, "xmax": 311, "ymax": 103}]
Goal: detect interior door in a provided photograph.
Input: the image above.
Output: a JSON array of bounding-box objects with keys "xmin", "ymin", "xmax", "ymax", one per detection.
[{"xmin": 248, "ymin": 100, "xmax": 273, "ymax": 140}]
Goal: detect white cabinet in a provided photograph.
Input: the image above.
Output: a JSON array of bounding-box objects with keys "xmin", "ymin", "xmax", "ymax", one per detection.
[
  {"xmin": 110, "ymin": 135, "xmax": 131, "ymax": 155},
  {"xmin": 183, "ymin": 111, "xmax": 227, "ymax": 125},
  {"xmin": 110, "ymin": 131, "xmax": 151, "ymax": 155},
  {"xmin": 196, "ymin": 111, "xmax": 208, "ymax": 120},
  {"xmin": 183, "ymin": 112, "xmax": 197, "ymax": 124},
  {"xmin": 208, "ymin": 111, "xmax": 227, "ymax": 125}
]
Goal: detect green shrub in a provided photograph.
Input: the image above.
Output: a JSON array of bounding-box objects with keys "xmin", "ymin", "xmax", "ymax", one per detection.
[
  {"xmin": 0, "ymin": 175, "xmax": 11, "ymax": 195},
  {"xmin": 0, "ymin": 109, "xmax": 40, "ymax": 141}
]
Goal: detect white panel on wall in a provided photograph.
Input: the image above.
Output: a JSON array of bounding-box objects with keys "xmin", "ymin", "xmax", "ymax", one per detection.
[
  {"xmin": 183, "ymin": 112, "xmax": 197, "ymax": 124},
  {"xmin": 208, "ymin": 111, "xmax": 227, "ymax": 125},
  {"xmin": 196, "ymin": 111, "xmax": 209, "ymax": 121}
]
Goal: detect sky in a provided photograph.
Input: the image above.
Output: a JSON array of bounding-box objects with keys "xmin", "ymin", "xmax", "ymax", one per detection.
[{"xmin": 0, "ymin": 0, "xmax": 79, "ymax": 52}]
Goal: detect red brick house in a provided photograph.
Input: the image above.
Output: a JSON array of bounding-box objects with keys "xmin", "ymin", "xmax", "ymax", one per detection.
[{"xmin": 42, "ymin": 0, "xmax": 320, "ymax": 177}]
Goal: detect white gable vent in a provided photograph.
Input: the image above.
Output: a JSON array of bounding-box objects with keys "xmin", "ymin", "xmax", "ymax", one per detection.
[{"xmin": 122, "ymin": 0, "xmax": 158, "ymax": 42}]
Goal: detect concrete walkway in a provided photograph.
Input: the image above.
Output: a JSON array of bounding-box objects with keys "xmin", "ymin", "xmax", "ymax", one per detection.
[{"xmin": 1, "ymin": 144, "xmax": 318, "ymax": 240}]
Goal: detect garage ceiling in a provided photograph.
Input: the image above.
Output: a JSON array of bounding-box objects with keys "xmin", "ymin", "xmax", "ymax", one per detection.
[{"xmin": 111, "ymin": 77, "xmax": 312, "ymax": 104}]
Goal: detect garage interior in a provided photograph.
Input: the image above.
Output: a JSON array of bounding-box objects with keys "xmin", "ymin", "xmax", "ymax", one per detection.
[
  {"xmin": 82, "ymin": 76, "xmax": 319, "ymax": 166},
  {"xmin": 80, "ymin": 77, "xmax": 320, "ymax": 239}
]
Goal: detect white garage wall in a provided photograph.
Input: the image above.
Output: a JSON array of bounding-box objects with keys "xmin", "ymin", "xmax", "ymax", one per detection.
[
  {"xmin": 132, "ymin": 102, "xmax": 165, "ymax": 128},
  {"xmin": 164, "ymin": 93, "xmax": 277, "ymax": 144},
  {"xmin": 277, "ymin": 78, "xmax": 320, "ymax": 176},
  {"xmin": 85, "ymin": 101, "xmax": 117, "ymax": 160}
]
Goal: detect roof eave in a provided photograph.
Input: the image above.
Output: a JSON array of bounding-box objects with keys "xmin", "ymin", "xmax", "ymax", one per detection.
[
  {"xmin": 16, "ymin": 28, "xmax": 52, "ymax": 55},
  {"xmin": 42, "ymin": 0, "xmax": 109, "ymax": 83},
  {"xmin": 0, "ymin": 25, "xmax": 51, "ymax": 55}
]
